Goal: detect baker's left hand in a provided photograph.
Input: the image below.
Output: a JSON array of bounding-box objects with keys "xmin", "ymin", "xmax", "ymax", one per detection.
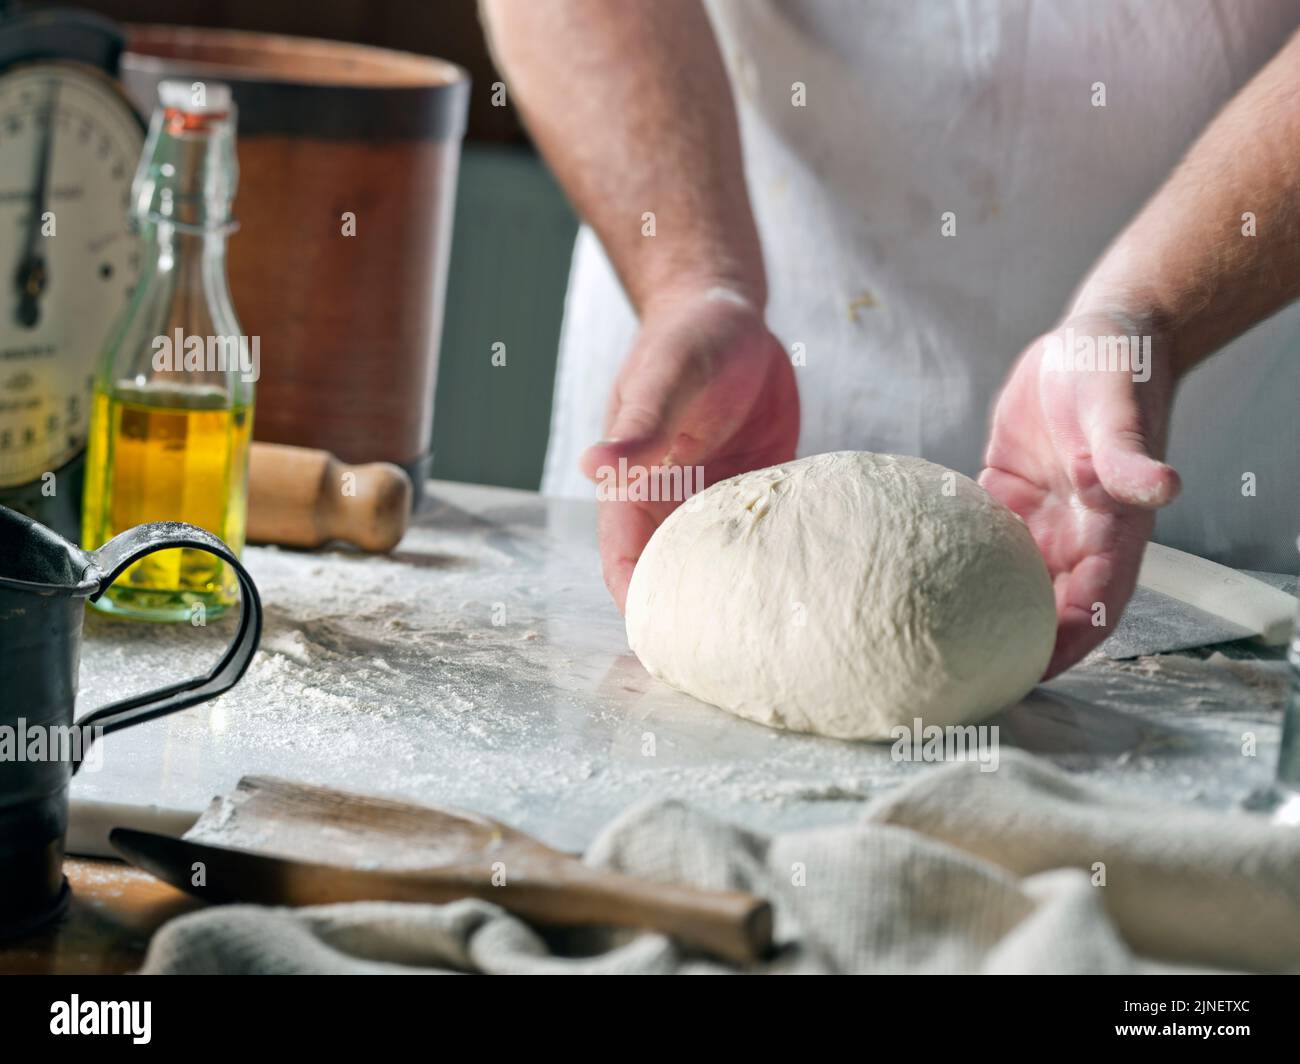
[{"xmin": 980, "ymin": 312, "xmax": 1182, "ymax": 678}]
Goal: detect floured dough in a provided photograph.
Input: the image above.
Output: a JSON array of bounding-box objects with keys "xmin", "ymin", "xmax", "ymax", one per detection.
[{"xmin": 625, "ymin": 451, "xmax": 1056, "ymax": 739}]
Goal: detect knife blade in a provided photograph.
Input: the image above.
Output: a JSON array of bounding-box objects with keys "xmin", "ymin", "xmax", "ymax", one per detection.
[{"xmin": 1101, "ymin": 543, "xmax": 1296, "ymax": 659}]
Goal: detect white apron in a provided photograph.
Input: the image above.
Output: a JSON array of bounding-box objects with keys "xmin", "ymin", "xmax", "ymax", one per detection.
[{"xmin": 542, "ymin": 0, "xmax": 1300, "ymax": 572}]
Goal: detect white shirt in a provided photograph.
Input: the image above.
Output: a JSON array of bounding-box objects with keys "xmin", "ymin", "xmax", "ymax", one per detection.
[{"xmin": 542, "ymin": 0, "xmax": 1300, "ymax": 572}]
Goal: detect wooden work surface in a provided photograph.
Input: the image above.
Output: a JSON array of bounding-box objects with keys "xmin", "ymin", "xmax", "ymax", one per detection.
[{"xmin": 0, "ymin": 859, "xmax": 203, "ymax": 975}]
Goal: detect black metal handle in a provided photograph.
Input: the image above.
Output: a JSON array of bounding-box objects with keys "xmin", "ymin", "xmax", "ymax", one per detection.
[{"xmin": 71, "ymin": 522, "xmax": 262, "ymax": 773}]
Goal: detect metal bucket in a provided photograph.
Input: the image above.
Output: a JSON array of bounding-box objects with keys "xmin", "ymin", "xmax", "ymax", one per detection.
[{"xmin": 0, "ymin": 506, "xmax": 262, "ymax": 938}]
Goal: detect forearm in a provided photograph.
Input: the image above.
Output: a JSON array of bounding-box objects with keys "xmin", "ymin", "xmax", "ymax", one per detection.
[
  {"xmin": 1071, "ymin": 29, "xmax": 1300, "ymax": 373},
  {"xmin": 480, "ymin": 0, "xmax": 765, "ymax": 313}
]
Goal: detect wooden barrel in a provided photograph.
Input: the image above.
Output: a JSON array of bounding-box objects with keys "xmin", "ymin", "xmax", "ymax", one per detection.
[{"xmin": 120, "ymin": 27, "xmax": 470, "ymax": 499}]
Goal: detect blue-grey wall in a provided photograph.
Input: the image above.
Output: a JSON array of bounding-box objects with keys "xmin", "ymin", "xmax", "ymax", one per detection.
[{"xmin": 432, "ymin": 145, "xmax": 578, "ymax": 490}]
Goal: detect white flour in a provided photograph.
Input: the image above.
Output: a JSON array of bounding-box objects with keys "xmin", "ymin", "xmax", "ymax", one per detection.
[{"xmin": 73, "ymin": 487, "xmax": 1295, "ymax": 851}]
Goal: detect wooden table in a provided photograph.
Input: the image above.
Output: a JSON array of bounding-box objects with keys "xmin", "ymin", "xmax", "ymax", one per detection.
[{"xmin": 0, "ymin": 858, "xmax": 204, "ymax": 974}]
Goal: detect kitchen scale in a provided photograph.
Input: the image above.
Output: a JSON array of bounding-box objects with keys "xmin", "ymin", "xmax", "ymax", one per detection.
[{"xmin": 0, "ymin": 3, "xmax": 144, "ymax": 541}]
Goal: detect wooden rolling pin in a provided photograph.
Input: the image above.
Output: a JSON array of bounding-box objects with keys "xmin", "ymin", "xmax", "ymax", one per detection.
[{"xmin": 248, "ymin": 442, "xmax": 412, "ymax": 552}]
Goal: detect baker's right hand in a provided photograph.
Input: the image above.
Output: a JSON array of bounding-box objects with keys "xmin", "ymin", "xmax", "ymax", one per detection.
[{"xmin": 580, "ymin": 286, "xmax": 799, "ymax": 612}]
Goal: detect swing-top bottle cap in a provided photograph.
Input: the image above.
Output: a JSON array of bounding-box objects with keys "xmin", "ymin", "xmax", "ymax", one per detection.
[
  {"xmin": 158, "ymin": 79, "xmax": 233, "ymax": 115},
  {"xmin": 133, "ymin": 79, "xmax": 239, "ymax": 231}
]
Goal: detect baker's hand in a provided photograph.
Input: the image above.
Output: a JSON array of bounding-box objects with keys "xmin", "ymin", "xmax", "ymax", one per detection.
[
  {"xmin": 980, "ymin": 312, "xmax": 1181, "ymax": 678},
  {"xmin": 580, "ymin": 287, "xmax": 799, "ymax": 611}
]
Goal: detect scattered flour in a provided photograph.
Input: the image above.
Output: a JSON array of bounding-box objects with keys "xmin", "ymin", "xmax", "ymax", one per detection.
[{"xmin": 73, "ymin": 490, "xmax": 1295, "ymax": 851}]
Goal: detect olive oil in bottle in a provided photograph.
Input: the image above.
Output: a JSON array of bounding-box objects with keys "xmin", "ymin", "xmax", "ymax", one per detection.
[
  {"xmin": 83, "ymin": 385, "xmax": 251, "ymax": 618},
  {"xmin": 82, "ymin": 79, "xmax": 253, "ymax": 621}
]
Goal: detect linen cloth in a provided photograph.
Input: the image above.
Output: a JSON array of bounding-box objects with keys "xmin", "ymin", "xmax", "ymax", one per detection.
[{"xmin": 140, "ymin": 751, "xmax": 1300, "ymax": 974}]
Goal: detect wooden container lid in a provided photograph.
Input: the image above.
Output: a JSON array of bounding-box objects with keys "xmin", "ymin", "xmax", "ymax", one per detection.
[{"xmin": 122, "ymin": 25, "xmax": 469, "ymax": 140}]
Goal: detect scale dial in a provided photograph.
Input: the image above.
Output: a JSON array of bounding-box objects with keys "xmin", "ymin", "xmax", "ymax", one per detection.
[{"xmin": 0, "ymin": 61, "xmax": 142, "ymax": 488}]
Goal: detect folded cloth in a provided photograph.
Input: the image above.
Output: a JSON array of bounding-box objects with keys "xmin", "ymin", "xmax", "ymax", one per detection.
[{"xmin": 140, "ymin": 751, "xmax": 1300, "ymax": 974}]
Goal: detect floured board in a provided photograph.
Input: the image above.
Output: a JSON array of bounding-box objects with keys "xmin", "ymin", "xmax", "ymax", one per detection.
[{"xmin": 71, "ymin": 481, "xmax": 1292, "ymax": 856}]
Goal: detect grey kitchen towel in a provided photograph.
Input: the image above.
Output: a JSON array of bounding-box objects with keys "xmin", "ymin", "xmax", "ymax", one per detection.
[{"xmin": 140, "ymin": 751, "xmax": 1300, "ymax": 974}]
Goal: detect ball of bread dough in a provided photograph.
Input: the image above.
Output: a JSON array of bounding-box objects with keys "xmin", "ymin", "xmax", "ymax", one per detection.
[{"xmin": 625, "ymin": 451, "xmax": 1056, "ymax": 740}]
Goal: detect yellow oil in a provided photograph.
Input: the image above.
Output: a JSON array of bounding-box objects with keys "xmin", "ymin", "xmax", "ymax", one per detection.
[{"xmin": 82, "ymin": 383, "xmax": 252, "ymax": 621}]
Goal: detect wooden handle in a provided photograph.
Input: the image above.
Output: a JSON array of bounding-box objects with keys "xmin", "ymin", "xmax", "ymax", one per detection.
[
  {"xmin": 497, "ymin": 866, "xmax": 774, "ymax": 966},
  {"xmin": 247, "ymin": 442, "xmax": 412, "ymax": 552}
]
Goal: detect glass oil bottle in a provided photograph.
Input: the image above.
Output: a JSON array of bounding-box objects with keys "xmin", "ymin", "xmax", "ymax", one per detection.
[{"xmin": 82, "ymin": 80, "xmax": 253, "ymax": 621}]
